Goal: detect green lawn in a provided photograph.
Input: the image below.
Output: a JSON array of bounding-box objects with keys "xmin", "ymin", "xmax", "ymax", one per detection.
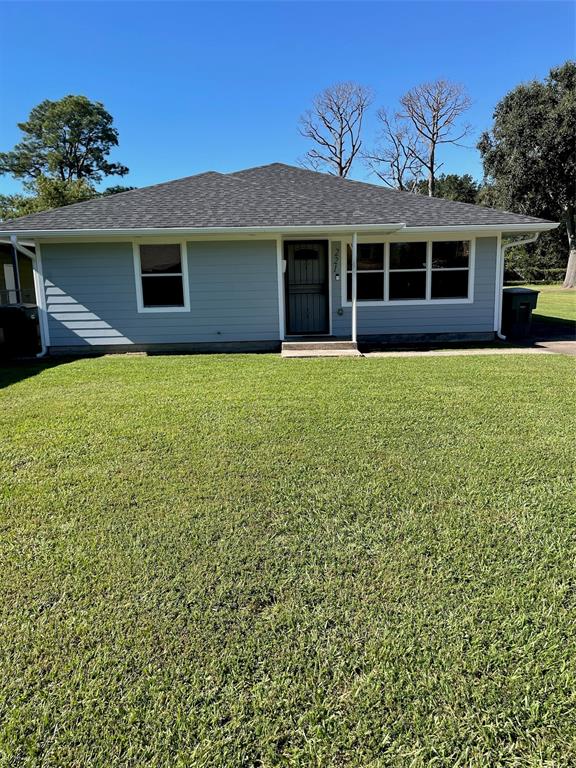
[
  {"xmin": 1, "ymin": 354, "xmax": 575, "ymax": 767},
  {"xmin": 523, "ymin": 283, "xmax": 576, "ymax": 323}
]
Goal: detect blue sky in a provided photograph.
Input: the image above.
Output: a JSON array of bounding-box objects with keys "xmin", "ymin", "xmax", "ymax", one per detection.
[{"xmin": 0, "ymin": 1, "xmax": 573, "ymax": 195}]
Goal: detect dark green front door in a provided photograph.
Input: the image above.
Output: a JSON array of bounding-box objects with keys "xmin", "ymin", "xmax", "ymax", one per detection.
[{"xmin": 284, "ymin": 241, "xmax": 329, "ymax": 335}]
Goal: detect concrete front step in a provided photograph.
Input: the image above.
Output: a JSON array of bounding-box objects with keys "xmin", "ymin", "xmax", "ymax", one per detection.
[
  {"xmin": 282, "ymin": 349, "xmax": 362, "ymax": 358},
  {"xmin": 282, "ymin": 340, "xmax": 358, "ymax": 351},
  {"xmin": 281, "ymin": 340, "xmax": 361, "ymax": 358}
]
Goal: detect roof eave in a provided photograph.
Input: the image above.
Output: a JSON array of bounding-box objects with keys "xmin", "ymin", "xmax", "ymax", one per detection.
[
  {"xmin": 403, "ymin": 222, "xmax": 559, "ymax": 234},
  {"xmin": 0, "ymin": 223, "xmax": 406, "ymax": 239},
  {"xmin": 0, "ymin": 221, "xmax": 558, "ymax": 239}
]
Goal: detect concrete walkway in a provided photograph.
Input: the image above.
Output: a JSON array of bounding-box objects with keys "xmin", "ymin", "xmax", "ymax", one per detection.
[
  {"xmin": 534, "ymin": 340, "xmax": 576, "ymax": 356},
  {"xmin": 281, "ymin": 339, "xmax": 576, "ymax": 359},
  {"xmin": 363, "ymin": 346, "xmax": 554, "ymax": 359}
]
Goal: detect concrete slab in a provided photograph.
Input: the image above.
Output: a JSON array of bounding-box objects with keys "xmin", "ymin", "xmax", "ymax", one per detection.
[
  {"xmin": 281, "ymin": 342, "xmax": 576, "ymax": 360},
  {"xmin": 363, "ymin": 347, "xmax": 551, "ymax": 359},
  {"xmin": 282, "ymin": 348, "xmax": 362, "ymax": 358},
  {"xmin": 534, "ymin": 340, "xmax": 576, "ymax": 356}
]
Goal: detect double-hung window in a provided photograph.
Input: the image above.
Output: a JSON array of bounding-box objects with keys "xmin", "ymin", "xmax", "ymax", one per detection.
[
  {"xmin": 346, "ymin": 243, "xmax": 385, "ymax": 301},
  {"xmin": 431, "ymin": 241, "xmax": 470, "ymax": 299},
  {"xmin": 389, "ymin": 242, "xmax": 427, "ymax": 300},
  {"xmin": 135, "ymin": 243, "xmax": 190, "ymax": 312}
]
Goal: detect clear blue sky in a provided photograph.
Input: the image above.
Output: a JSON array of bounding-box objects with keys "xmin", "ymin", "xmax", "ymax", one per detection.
[{"xmin": 0, "ymin": 1, "xmax": 573, "ymax": 195}]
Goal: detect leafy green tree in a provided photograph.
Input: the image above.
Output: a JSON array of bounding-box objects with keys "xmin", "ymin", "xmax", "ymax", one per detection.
[
  {"xmin": 478, "ymin": 62, "xmax": 576, "ymax": 287},
  {"xmin": 0, "ymin": 194, "xmax": 29, "ymax": 222},
  {"xmin": 0, "ymin": 177, "xmax": 98, "ymax": 221},
  {"xmin": 0, "ymin": 179, "xmax": 139, "ymax": 222},
  {"xmin": 415, "ymin": 173, "xmax": 479, "ymax": 203},
  {"xmin": 0, "ymin": 95, "xmax": 129, "ymax": 185},
  {"xmin": 101, "ymin": 185, "xmax": 136, "ymax": 196}
]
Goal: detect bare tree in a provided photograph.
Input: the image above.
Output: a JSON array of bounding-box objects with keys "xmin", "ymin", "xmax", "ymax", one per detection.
[
  {"xmin": 363, "ymin": 109, "xmax": 424, "ymax": 191},
  {"xmin": 299, "ymin": 82, "xmax": 373, "ymax": 177},
  {"xmin": 399, "ymin": 80, "xmax": 472, "ymax": 196}
]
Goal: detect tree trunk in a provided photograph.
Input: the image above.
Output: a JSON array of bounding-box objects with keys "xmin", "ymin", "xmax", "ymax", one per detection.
[
  {"xmin": 564, "ymin": 248, "xmax": 576, "ymax": 288},
  {"xmin": 562, "ymin": 207, "xmax": 576, "ymax": 289},
  {"xmin": 428, "ymin": 144, "xmax": 435, "ymax": 196}
]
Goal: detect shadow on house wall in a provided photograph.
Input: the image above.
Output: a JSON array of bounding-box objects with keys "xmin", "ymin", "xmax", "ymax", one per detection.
[{"xmin": 45, "ymin": 280, "xmax": 135, "ymax": 347}]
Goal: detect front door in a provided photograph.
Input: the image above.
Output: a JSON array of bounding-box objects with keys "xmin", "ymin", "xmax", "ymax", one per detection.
[{"xmin": 284, "ymin": 241, "xmax": 329, "ymax": 335}]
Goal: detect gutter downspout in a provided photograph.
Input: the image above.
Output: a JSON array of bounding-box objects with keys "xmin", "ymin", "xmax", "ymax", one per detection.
[
  {"xmin": 351, "ymin": 231, "xmax": 358, "ymax": 345},
  {"xmin": 496, "ymin": 233, "xmax": 540, "ymax": 340},
  {"xmin": 11, "ymin": 237, "xmax": 48, "ymax": 357}
]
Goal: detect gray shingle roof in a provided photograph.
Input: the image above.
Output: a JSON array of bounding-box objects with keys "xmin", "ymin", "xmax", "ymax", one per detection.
[{"xmin": 0, "ymin": 163, "xmax": 555, "ymax": 232}]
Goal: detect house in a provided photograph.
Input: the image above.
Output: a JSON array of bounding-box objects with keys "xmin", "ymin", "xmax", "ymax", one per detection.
[{"xmin": 0, "ymin": 163, "xmax": 558, "ymax": 355}]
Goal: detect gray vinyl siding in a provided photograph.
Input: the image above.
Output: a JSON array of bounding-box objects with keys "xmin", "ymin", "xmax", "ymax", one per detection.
[
  {"xmin": 41, "ymin": 235, "xmax": 498, "ymax": 351},
  {"xmin": 329, "ymin": 237, "xmax": 497, "ymax": 337},
  {"xmin": 42, "ymin": 240, "xmax": 279, "ymax": 347}
]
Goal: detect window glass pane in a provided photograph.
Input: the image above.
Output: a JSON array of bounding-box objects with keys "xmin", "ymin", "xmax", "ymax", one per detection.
[
  {"xmin": 432, "ymin": 241, "xmax": 470, "ymax": 269},
  {"xmin": 142, "ymin": 275, "xmax": 184, "ymax": 307},
  {"xmin": 347, "ymin": 272, "xmax": 384, "ymax": 301},
  {"xmin": 431, "ymin": 270, "xmax": 469, "ymax": 299},
  {"xmin": 346, "ymin": 243, "xmax": 384, "ymax": 271},
  {"xmin": 389, "ymin": 242, "xmax": 427, "ymax": 270},
  {"xmin": 389, "ymin": 271, "xmax": 426, "ymax": 300},
  {"xmin": 140, "ymin": 244, "xmax": 182, "ymax": 274}
]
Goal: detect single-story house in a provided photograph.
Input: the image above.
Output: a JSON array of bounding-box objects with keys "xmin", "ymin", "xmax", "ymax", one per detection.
[{"xmin": 0, "ymin": 163, "xmax": 558, "ymax": 355}]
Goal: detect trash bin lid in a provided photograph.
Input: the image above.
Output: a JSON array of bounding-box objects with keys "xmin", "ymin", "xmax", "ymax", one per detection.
[{"xmin": 503, "ymin": 287, "xmax": 540, "ymax": 295}]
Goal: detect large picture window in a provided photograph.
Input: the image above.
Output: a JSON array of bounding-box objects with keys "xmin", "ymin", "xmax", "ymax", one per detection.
[
  {"xmin": 346, "ymin": 243, "xmax": 385, "ymax": 301},
  {"xmin": 344, "ymin": 239, "xmax": 473, "ymax": 304},
  {"xmin": 135, "ymin": 243, "xmax": 189, "ymax": 312}
]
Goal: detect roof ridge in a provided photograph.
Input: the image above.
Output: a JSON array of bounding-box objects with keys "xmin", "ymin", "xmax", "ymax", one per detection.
[
  {"xmin": 228, "ymin": 162, "xmax": 290, "ymax": 175},
  {"xmin": 231, "ymin": 162, "xmax": 540, "ymax": 221}
]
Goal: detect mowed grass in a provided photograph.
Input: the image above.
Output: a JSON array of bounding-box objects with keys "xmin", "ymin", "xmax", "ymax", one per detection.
[
  {"xmin": 523, "ymin": 284, "xmax": 576, "ymax": 323},
  {"xmin": 0, "ymin": 353, "xmax": 575, "ymax": 767}
]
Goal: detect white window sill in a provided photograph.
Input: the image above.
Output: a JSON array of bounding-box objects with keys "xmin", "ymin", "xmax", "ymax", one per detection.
[
  {"xmin": 342, "ymin": 298, "xmax": 473, "ymax": 307},
  {"xmin": 136, "ymin": 305, "xmax": 191, "ymax": 314}
]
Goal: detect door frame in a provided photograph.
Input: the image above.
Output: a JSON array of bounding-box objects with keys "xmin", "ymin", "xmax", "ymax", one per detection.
[{"xmin": 283, "ymin": 239, "xmax": 331, "ymax": 336}]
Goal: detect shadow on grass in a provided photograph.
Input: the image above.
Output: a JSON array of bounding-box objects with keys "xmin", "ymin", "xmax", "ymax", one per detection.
[
  {"xmin": 0, "ymin": 357, "xmax": 74, "ymax": 390},
  {"xmin": 532, "ymin": 315, "xmax": 576, "ymax": 341}
]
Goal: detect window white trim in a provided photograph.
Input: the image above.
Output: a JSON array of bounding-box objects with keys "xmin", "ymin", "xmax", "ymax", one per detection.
[
  {"xmin": 132, "ymin": 240, "xmax": 190, "ymax": 313},
  {"xmin": 341, "ymin": 237, "xmax": 476, "ymax": 307},
  {"xmin": 276, "ymin": 237, "xmax": 285, "ymax": 340}
]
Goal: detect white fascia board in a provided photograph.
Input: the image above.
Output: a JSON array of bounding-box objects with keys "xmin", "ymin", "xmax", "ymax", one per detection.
[
  {"xmin": 0, "ymin": 221, "xmax": 558, "ymax": 240},
  {"xmin": 0, "ymin": 223, "xmax": 407, "ymax": 239},
  {"xmin": 403, "ymin": 223, "xmax": 559, "ymax": 234}
]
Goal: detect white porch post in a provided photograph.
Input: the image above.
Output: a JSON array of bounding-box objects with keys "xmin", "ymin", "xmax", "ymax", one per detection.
[
  {"xmin": 351, "ymin": 231, "xmax": 358, "ymax": 344},
  {"xmin": 9, "ymin": 235, "xmax": 22, "ymax": 305}
]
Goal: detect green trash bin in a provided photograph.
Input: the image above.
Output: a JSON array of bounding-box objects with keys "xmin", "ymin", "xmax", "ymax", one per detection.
[
  {"xmin": 0, "ymin": 306, "xmax": 40, "ymax": 358},
  {"xmin": 502, "ymin": 287, "xmax": 540, "ymax": 339}
]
